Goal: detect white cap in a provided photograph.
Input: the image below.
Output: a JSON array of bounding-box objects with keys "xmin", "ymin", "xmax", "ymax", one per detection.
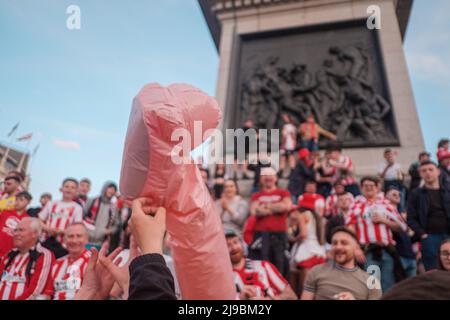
[{"xmin": 260, "ymin": 167, "xmax": 277, "ymax": 176}]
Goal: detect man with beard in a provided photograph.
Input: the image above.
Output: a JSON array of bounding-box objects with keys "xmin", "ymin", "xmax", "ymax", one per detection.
[
  {"xmin": 226, "ymin": 229, "xmax": 296, "ymax": 300},
  {"xmin": 301, "ymin": 226, "xmax": 382, "ymax": 300}
]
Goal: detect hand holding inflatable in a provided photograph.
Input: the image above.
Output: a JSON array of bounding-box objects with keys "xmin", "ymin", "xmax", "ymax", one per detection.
[{"xmin": 120, "ymin": 83, "xmax": 236, "ymax": 299}]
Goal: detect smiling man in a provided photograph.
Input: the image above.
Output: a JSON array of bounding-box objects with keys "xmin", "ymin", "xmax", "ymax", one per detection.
[
  {"xmin": 45, "ymin": 223, "xmax": 91, "ymax": 300},
  {"xmin": 301, "ymin": 227, "xmax": 382, "ymax": 300}
]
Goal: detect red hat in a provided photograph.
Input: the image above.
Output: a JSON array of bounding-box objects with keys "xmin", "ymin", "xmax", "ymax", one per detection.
[
  {"xmin": 298, "ymin": 148, "xmax": 310, "ymax": 159},
  {"xmin": 437, "ymin": 150, "xmax": 450, "ymax": 162}
]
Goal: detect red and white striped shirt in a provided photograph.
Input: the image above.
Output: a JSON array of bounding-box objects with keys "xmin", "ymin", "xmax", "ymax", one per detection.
[
  {"xmin": 325, "ymin": 194, "xmax": 338, "ymax": 217},
  {"xmin": 0, "ymin": 244, "xmax": 54, "ymax": 300},
  {"xmin": 233, "ymin": 258, "xmax": 288, "ymax": 299},
  {"xmin": 345, "ymin": 197, "xmax": 407, "ymax": 246},
  {"xmin": 38, "ymin": 201, "xmax": 83, "ymax": 244},
  {"xmin": 48, "ymin": 249, "xmax": 91, "ymax": 300}
]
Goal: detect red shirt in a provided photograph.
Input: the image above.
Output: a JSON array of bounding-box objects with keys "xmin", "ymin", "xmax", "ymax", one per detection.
[
  {"xmin": 0, "ymin": 210, "xmax": 30, "ymax": 259},
  {"xmin": 251, "ymin": 188, "xmax": 291, "ymax": 232}
]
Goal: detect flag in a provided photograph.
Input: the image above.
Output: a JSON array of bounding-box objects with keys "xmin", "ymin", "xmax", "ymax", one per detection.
[
  {"xmin": 7, "ymin": 122, "xmax": 19, "ymax": 137},
  {"xmin": 16, "ymin": 133, "xmax": 33, "ymax": 141},
  {"xmin": 32, "ymin": 144, "xmax": 40, "ymax": 156}
]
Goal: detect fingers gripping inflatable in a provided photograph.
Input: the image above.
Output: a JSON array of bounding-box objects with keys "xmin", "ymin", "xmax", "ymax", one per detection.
[{"xmin": 120, "ymin": 83, "xmax": 236, "ymax": 299}]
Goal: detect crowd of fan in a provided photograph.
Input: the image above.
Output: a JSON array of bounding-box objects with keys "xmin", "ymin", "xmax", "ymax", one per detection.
[{"xmin": 0, "ymin": 117, "xmax": 449, "ymax": 300}]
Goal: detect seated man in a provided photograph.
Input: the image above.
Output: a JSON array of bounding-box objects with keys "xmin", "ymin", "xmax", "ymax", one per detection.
[
  {"xmin": 0, "ymin": 218, "xmax": 54, "ymax": 300},
  {"xmin": 226, "ymin": 229, "xmax": 296, "ymax": 300},
  {"xmin": 301, "ymin": 226, "xmax": 382, "ymax": 300},
  {"xmin": 45, "ymin": 223, "xmax": 91, "ymax": 300}
]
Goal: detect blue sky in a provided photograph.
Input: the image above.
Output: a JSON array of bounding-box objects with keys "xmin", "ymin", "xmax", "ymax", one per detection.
[{"xmin": 0, "ymin": 0, "xmax": 449, "ymax": 205}]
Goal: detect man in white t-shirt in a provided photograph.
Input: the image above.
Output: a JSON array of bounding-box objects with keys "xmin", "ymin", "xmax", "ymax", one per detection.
[
  {"xmin": 39, "ymin": 178, "xmax": 83, "ymax": 258},
  {"xmin": 377, "ymin": 149, "xmax": 405, "ymax": 210}
]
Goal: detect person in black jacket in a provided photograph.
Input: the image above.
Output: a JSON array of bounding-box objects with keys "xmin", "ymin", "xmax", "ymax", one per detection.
[
  {"xmin": 288, "ymin": 148, "xmax": 315, "ymax": 203},
  {"xmin": 75, "ymin": 199, "xmax": 176, "ymax": 300},
  {"xmin": 407, "ymin": 161, "xmax": 450, "ymax": 271}
]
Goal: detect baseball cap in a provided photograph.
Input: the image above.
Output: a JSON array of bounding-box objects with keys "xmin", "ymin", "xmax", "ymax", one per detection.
[{"xmin": 298, "ymin": 148, "xmax": 310, "ymax": 160}]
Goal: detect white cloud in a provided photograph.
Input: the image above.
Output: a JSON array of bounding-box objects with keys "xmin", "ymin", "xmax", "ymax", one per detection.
[
  {"xmin": 53, "ymin": 139, "xmax": 80, "ymax": 150},
  {"xmin": 406, "ymin": 51, "xmax": 450, "ymax": 83}
]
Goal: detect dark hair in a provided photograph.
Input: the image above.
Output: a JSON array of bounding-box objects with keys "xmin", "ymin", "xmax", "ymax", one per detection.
[
  {"xmin": 62, "ymin": 177, "xmax": 79, "ymax": 187},
  {"xmin": 40, "ymin": 193, "xmax": 52, "ymax": 199},
  {"xmin": 385, "ymin": 185, "xmax": 400, "ymax": 194},
  {"xmin": 360, "ymin": 176, "xmax": 380, "ymax": 186},
  {"xmin": 298, "ymin": 207, "xmax": 324, "ymax": 246},
  {"xmin": 224, "ymin": 179, "xmax": 239, "ymax": 195},
  {"xmin": 305, "ymin": 180, "xmax": 317, "ymax": 185},
  {"xmin": 438, "ymin": 238, "xmax": 450, "ymax": 271},
  {"xmin": 80, "ymin": 178, "xmax": 91, "ymax": 185},
  {"xmin": 4, "ymin": 175, "xmax": 21, "ymax": 183},
  {"xmin": 438, "ymin": 139, "xmax": 449, "ymax": 148},
  {"xmin": 331, "ymin": 226, "xmax": 358, "ymax": 243},
  {"xmin": 199, "ymin": 168, "xmax": 210, "ymax": 179},
  {"xmin": 16, "ymin": 191, "xmax": 32, "ymax": 201},
  {"xmin": 326, "ymin": 144, "xmax": 342, "ymax": 153},
  {"xmin": 419, "ymin": 160, "xmax": 438, "ymax": 168},
  {"xmin": 224, "ymin": 229, "xmax": 239, "ymax": 239},
  {"xmin": 418, "ymin": 151, "xmax": 430, "ymax": 159},
  {"xmin": 7, "ymin": 170, "xmax": 25, "ymax": 181}
]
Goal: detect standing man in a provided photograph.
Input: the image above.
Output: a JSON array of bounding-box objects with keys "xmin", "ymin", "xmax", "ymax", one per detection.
[
  {"xmin": 249, "ymin": 167, "xmax": 292, "ymax": 276},
  {"xmin": 0, "ymin": 191, "xmax": 32, "ymax": 258},
  {"xmin": 301, "ymin": 227, "xmax": 382, "ymax": 300},
  {"xmin": 45, "ymin": 223, "xmax": 91, "ymax": 300},
  {"xmin": 299, "ymin": 114, "xmax": 337, "ymax": 152},
  {"xmin": 407, "ymin": 161, "xmax": 450, "ymax": 271},
  {"xmin": 385, "ymin": 187, "xmax": 417, "ymax": 278},
  {"xmin": 346, "ymin": 176, "xmax": 407, "ymax": 293},
  {"xmin": 408, "ymin": 152, "xmax": 430, "ymax": 191},
  {"xmin": 83, "ymin": 181, "xmax": 120, "ymax": 251},
  {"xmin": 0, "ymin": 218, "xmax": 54, "ymax": 300},
  {"xmin": 0, "ymin": 176, "xmax": 22, "ymax": 212},
  {"xmin": 39, "ymin": 178, "xmax": 84, "ymax": 258},
  {"xmin": 288, "ymin": 148, "xmax": 315, "ymax": 202}
]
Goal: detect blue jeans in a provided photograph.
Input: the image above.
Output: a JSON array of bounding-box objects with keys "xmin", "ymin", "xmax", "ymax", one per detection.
[
  {"xmin": 421, "ymin": 234, "xmax": 448, "ymax": 271},
  {"xmin": 400, "ymin": 257, "xmax": 417, "ymax": 278},
  {"xmin": 301, "ymin": 139, "xmax": 318, "ymax": 152},
  {"xmin": 365, "ymin": 249, "xmax": 395, "ymax": 293}
]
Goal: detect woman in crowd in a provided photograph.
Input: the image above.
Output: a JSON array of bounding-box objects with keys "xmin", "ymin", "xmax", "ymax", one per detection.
[
  {"xmin": 439, "ymin": 239, "xmax": 450, "ymax": 272},
  {"xmin": 215, "ymin": 179, "xmax": 249, "ymax": 236}
]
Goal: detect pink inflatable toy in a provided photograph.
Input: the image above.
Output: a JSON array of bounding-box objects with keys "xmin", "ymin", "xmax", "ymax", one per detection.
[{"xmin": 119, "ymin": 83, "xmax": 236, "ymax": 300}]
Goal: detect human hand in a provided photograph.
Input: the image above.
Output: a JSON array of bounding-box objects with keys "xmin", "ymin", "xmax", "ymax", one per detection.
[
  {"xmin": 129, "ymin": 198, "xmax": 166, "ymax": 255},
  {"xmin": 74, "ymin": 244, "xmax": 117, "ymax": 300},
  {"xmin": 98, "ymin": 237, "xmax": 140, "ymax": 300},
  {"xmin": 239, "ymin": 286, "xmax": 258, "ymax": 300},
  {"xmin": 355, "ymin": 247, "xmax": 366, "ymax": 265},
  {"xmin": 371, "ymin": 212, "xmax": 385, "ymax": 225}
]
